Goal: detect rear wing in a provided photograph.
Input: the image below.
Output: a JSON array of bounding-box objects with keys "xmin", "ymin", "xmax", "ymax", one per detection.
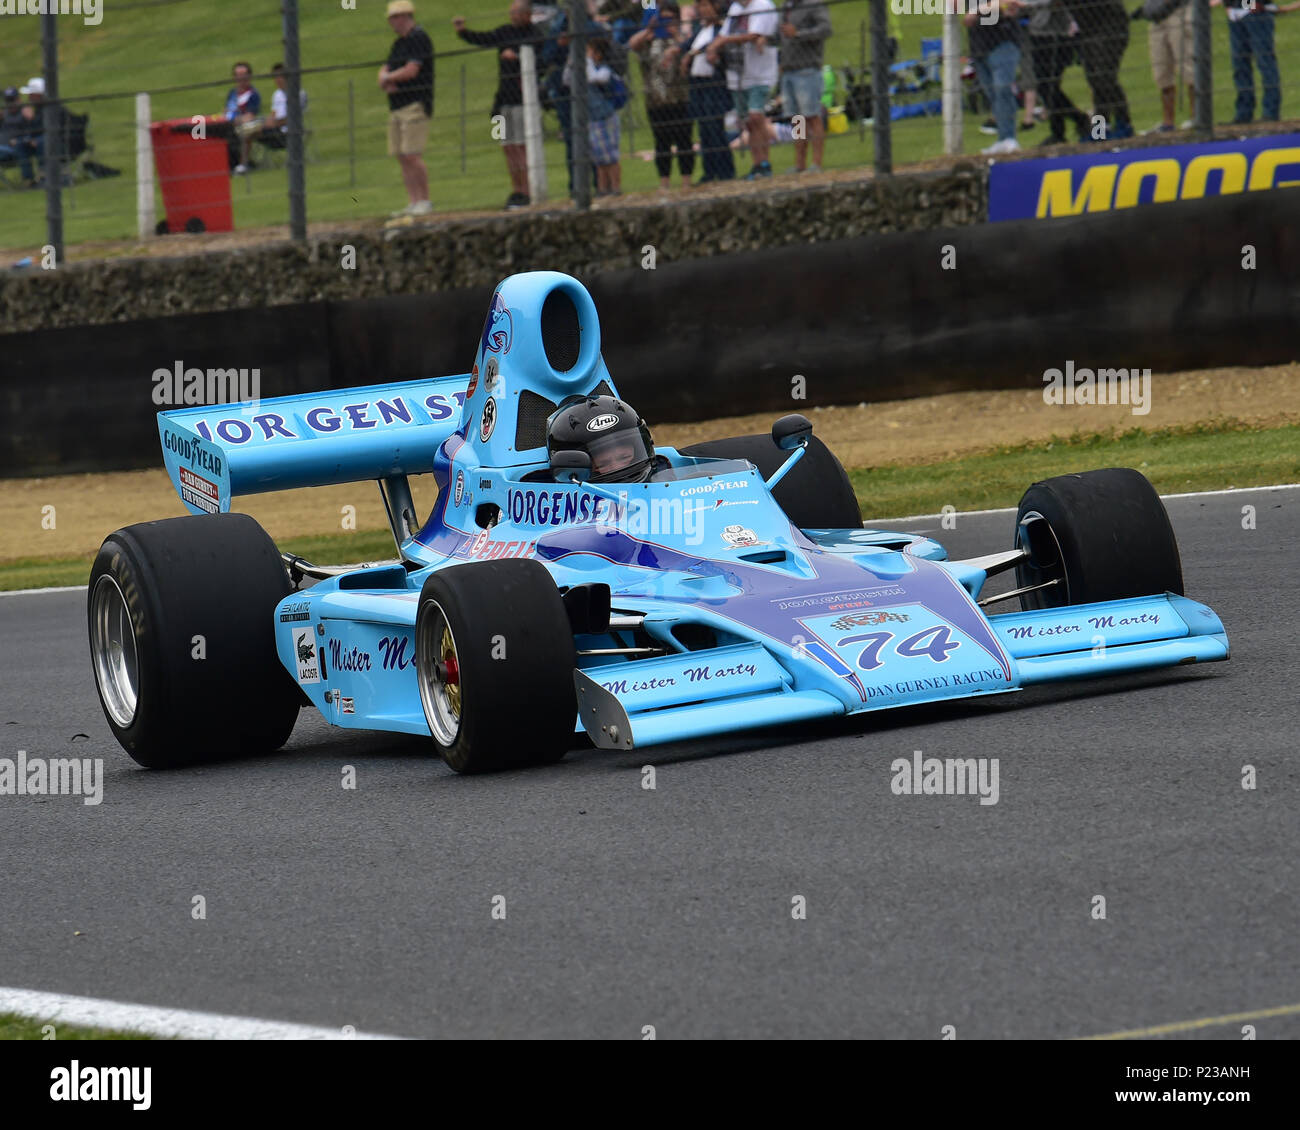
[{"xmin": 158, "ymin": 376, "xmax": 470, "ymax": 514}]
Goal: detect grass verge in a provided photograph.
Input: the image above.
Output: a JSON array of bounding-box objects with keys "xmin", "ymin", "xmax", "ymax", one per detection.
[
  {"xmin": 2, "ymin": 529, "xmax": 400, "ymax": 593},
  {"xmin": 3, "ymin": 421, "xmax": 1295, "ymax": 592},
  {"xmin": 848, "ymin": 421, "xmax": 1300, "ymax": 518},
  {"xmin": 0, "ymin": 1012, "xmax": 155, "ymax": 1040}
]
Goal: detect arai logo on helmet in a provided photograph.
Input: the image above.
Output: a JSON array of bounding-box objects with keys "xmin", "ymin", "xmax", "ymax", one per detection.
[{"xmin": 587, "ymin": 414, "xmax": 620, "ymax": 433}]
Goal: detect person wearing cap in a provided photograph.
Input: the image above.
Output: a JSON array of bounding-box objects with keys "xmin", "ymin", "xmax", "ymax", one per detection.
[
  {"xmin": 453, "ymin": 1, "xmax": 544, "ymax": 210},
  {"xmin": 380, "ymin": 0, "xmax": 435, "ymax": 218},
  {"xmin": 0, "ymin": 86, "xmax": 36, "ymax": 186}
]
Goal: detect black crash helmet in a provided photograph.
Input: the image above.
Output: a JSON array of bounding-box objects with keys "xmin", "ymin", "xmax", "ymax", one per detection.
[{"xmin": 546, "ymin": 394, "xmax": 656, "ymax": 483}]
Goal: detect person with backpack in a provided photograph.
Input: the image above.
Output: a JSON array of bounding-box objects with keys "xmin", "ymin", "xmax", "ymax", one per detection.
[{"xmin": 629, "ymin": 1, "xmax": 694, "ymax": 190}]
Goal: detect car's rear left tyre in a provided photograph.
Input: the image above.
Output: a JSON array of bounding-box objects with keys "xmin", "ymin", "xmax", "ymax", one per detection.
[
  {"xmin": 88, "ymin": 513, "xmax": 300, "ymax": 767},
  {"xmin": 415, "ymin": 560, "xmax": 577, "ymax": 774},
  {"xmin": 1013, "ymin": 468, "xmax": 1184, "ymax": 611},
  {"xmin": 679, "ymin": 432, "xmax": 862, "ymax": 529}
]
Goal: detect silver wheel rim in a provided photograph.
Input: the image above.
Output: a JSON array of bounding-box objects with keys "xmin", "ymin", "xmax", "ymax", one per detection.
[
  {"xmin": 1016, "ymin": 510, "xmax": 1070, "ymax": 607},
  {"xmin": 91, "ymin": 574, "xmax": 140, "ymax": 728},
  {"xmin": 417, "ymin": 598, "xmax": 462, "ymax": 747}
]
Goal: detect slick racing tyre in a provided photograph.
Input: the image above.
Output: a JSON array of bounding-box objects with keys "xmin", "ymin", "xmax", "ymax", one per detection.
[
  {"xmin": 415, "ymin": 559, "xmax": 577, "ymax": 774},
  {"xmin": 88, "ymin": 513, "xmax": 300, "ymax": 767},
  {"xmin": 679, "ymin": 432, "xmax": 862, "ymax": 529},
  {"xmin": 1012, "ymin": 468, "xmax": 1184, "ymax": 611}
]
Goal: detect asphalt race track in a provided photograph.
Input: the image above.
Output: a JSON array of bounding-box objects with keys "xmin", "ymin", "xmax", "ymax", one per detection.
[{"xmin": 1, "ymin": 487, "xmax": 1296, "ymax": 1039}]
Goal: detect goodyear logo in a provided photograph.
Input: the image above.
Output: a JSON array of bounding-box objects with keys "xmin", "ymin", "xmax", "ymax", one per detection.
[{"xmin": 989, "ymin": 133, "xmax": 1300, "ymax": 222}]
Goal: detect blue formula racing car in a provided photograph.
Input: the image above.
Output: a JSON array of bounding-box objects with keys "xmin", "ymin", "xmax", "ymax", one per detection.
[{"xmin": 88, "ymin": 271, "xmax": 1229, "ymax": 773}]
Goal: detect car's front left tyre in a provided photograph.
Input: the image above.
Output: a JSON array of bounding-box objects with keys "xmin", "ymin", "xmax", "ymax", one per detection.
[
  {"xmin": 88, "ymin": 513, "xmax": 300, "ymax": 767},
  {"xmin": 1013, "ymin": 468, "xmax": 1184, "ymax": 610}
]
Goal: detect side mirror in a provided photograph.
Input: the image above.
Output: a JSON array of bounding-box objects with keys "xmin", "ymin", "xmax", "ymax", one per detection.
[
  {"xmin": 771, "ymin": 413, "xmax": 813, "ymax": 451},
  {"xmin": 550, "ymin": 448, "xmax": 592, "ymax": 481}
]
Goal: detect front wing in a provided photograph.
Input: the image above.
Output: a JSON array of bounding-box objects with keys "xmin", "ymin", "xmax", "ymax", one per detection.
[{"xmin": 575, "ymin": 593, "xmax": 1228, "ymax": 750}]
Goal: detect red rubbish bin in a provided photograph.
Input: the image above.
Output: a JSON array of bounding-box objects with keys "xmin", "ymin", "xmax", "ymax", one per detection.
[{"xmin": 150, "ymin": 117, "xmax": 233, "ymax": 234}]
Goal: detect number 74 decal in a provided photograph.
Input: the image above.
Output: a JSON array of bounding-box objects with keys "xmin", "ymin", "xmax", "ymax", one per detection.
[{"xmin": 838, "ymin": 625, "xmax": 960, "ymax": 671}]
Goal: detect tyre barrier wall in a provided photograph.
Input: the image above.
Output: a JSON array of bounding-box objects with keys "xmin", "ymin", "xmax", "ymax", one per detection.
[{"xmin": 3, "ymin": 188, "xmax": 1297, "ymax": 478}]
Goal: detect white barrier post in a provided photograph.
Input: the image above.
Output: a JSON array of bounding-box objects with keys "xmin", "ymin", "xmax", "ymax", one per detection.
[
  {"xmin": 135, "ymin": 91, "xmax": 155, "ymax": 238},
  {"xmin": 520, "ymin": 43, "xmax": 547, "ymax": 204},
  {"xmin": 942, "ymin": 10, "xmax": 962, "ymax": 155}
]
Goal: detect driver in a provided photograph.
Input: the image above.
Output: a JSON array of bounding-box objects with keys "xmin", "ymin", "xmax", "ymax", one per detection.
[{"xmin": 546, "ymin": 394, "xmax": 660, "ymax": 483}]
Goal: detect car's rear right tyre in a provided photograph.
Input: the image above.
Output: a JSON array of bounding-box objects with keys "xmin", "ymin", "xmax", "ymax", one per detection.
[{"xmin": 680, "ymin": 431, "xmax": 862, "ymax": 529}]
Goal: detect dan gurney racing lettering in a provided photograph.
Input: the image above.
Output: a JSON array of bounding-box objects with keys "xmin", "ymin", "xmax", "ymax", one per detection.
[{"xmin": 190, "ymin": 392, "xmax": 467, "ymax": 444}]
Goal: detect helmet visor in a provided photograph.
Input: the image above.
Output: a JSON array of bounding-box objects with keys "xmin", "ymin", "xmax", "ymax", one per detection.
[{"xmin": 587, "ymin": 429, "xmax": 653, "ymax": 481}]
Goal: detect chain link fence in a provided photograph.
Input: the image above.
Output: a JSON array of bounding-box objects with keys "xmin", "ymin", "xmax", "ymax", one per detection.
[{"xmin": 1, "ymin": 0, "xmax": 1296, "ymax": 257}]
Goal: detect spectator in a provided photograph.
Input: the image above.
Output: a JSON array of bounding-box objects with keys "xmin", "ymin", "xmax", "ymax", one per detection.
[
  {"xmin": 1022, "ymin": 0, "xmax": 1091, "ymax": 144},
  {"xmin": 1018, "ymin": 16, "xmax": 1040, "ymax": 130},
  {"xmin": 629, "ymin": 1, "xmax": 694, "ymax": 190},
  {"xmin": 268, "ymin": 63, "xmax": 309, "ymax": 131},
  {"xmin": 729, "ymin": 112, "xmax": 795, "ymax": 150},
  {"xmin": 12, "ymin": 78, "xmax": 62, "ymax": 184},
  {"xmin": 1212, "ymin": 0, "xmax": 1282, "ymax": 123},
  {"xmin": 454, "ymin": 0, "xmax": 543, "ymax": 211},
  {"xmin": 257, "ymin": 62, "xmax": 310, "ymax": 151},
  {"xmin": 1062, "ymin": 0, "xmax": 1135, "ymax": 138},
  {"xmin": 966, "ymin": 0, "xmax": 1025, "ymax": 154},
  {"xmin": 595, "ymin": 0, "xmax": 644, "ymax": 45},
  {"xmin": 549, "ymin": 5, "xmax": 629, "ymax": 198},
  {"xmin": 778, "ymin": 0, "xmax": 832, "ymax": 174},
  {"xmin": 222, "ymin": 61, "xmax": 263, "ymax": 174},
  {"xmin": 683, "ymin": 0, "xmax": 735, "ymax": 183},
  {"xmin": 0, "ymin": 85, "xmax": 37, "ymax": 187},
  {"xmin": 539, "ymin": 5, "xmax": 579, "ymax": 194},
  {"xmin": 381, "ymin": 0, "xmax": 434, "ymax": 217},
  {"xmin": 712, "ymin": 0, "xmax": 780, "ymax": 180},
  {"xmin": 1133, "ymin": 0, "xmax": 1195, "ymax": 132},
  {"xmin": 565, "ymin": 36, "xmax": 623, "ymax": 195}
]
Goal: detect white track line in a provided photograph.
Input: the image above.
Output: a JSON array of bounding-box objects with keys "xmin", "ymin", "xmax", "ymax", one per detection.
[
  {"xmin": 2, "ymin": 483, "xmax": 1297, "ymax": 599},
  {"xmin": 872, "ymin": 482, "xmax": 1300, "ymax": 525},
  {"xmin": 0, "ymin": 986, "xmax": 400, "ymax": 1040},
  {"xmin": 0, "ymin": 584, "xmax": 87, "ymax": 599}
]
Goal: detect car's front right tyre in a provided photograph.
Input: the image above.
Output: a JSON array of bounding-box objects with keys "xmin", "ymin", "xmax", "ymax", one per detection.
[{"xmin": 415, "ymin": 560, "xmax": 577, "ymax": 774}]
